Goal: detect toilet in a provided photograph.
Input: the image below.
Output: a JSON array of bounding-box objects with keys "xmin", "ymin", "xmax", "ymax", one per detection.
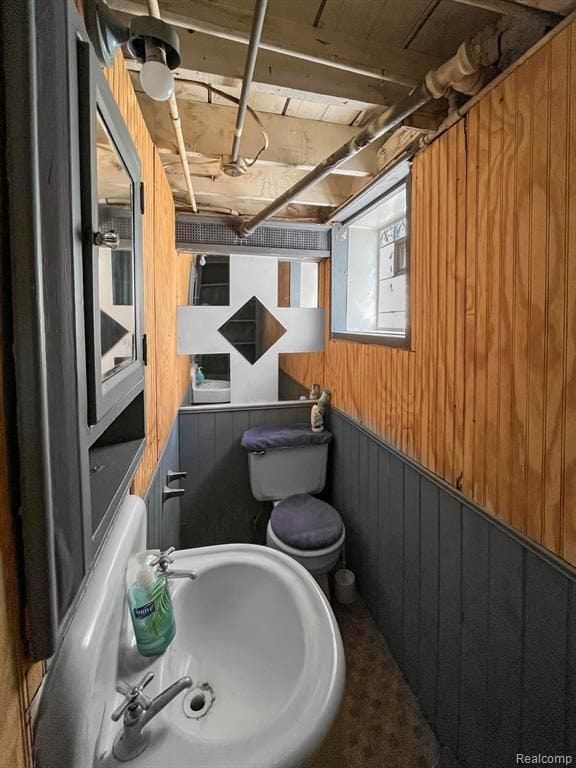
[{"xmin": 241, "ymin": 423, "xmax": 345, "ymax": 579}]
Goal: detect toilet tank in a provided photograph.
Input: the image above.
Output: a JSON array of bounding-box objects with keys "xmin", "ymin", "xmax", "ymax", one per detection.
[
  {"xmin": 248, "ymin": 444, "xmax": 329, "ymax": 501},
  {"xmin": 241, "ymin": 424, "xmax": 332, "ymax": 502}
]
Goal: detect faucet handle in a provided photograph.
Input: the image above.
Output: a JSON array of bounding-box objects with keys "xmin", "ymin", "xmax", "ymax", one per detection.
[
  {"xmin": 150, "ymin": 547, "xmax": 176, "ymax": 572},
  {"xmin": 112, "ymin": 672, "xmax": 155, "ymax": 722}
]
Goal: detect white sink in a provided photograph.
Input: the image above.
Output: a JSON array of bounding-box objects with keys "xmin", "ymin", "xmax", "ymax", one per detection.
[
  {"xmin": 191, "ymin": 379, "xmax": 231, "ymax": 404},
  {"xmin": 34, "ymin": 498, "xmax": 345, "ymax": 768}
]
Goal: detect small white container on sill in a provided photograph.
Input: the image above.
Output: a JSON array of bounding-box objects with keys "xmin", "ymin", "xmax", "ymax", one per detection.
[{"xmin": 334, "ymin": 568, "xmax": 356, "ymax": 604}]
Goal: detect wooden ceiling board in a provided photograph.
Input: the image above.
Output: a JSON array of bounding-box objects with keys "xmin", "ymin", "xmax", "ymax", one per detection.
[
  {"xmin": 113, "ymin": 1, "xmax": 444, "ymax": 87},
  {"xmin": 317, "ymin": 0, "xmax": 387, "ymax": 40},
  {"xmin": 248, "ymin": 91, "xmax": 288, "ymax": 115},
  {"xmin": 407, "ymin": 0, "xmax": 500, "ymax": 58},
  {"xmin": 211, "ymin": 0, "xmax": 324, "ymax": 25},
  {"xmin": 209, "ymin": 82, "xmax": 242, "ymax": 107},
  {"xmin": 318, "ymin": 0, "xmax": 444, "ymax": 53},
  {"xmin": 142, "ymin": 27, "xmax": 407, "ymax": 106},
  {"xmin": 319, "ymin": 103, "xmax": 364, "ymax": 124},
  {"xmin": 285, "ymin": 99, "xmax": 327, "ymax": 121},
  {"xmin": 137, "ymin": 97, "xmax": 382, "ymax": 176},
  {"xmin": 163, "ymin": 160, "xmax": 366, "ymax": 207}
]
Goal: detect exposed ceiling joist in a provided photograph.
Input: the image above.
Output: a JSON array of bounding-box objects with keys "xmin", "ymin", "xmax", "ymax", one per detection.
[
  {"xmin": 109, "ymin": 0, "xmax": 445, "ymax": 88},
  {"xmin": 135, "ymin": 94, "xmax": 385, "ymax": 177},
  {"xmin": 161, "ymin": 155, "xmax": 365, "ymax": 207},
  {"xmin": 122, "ymin": 34, "xmax": 408, "ymax": 108}
]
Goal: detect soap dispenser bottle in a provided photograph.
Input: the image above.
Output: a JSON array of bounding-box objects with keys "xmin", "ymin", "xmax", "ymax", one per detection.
[{"xmin": 126, "ymin": 552, "xmax": 176, "ymax": 657}]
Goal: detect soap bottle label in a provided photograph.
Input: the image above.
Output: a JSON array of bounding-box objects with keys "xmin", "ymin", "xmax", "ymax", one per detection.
[{"xmin": 133, "ymin": 601, "xmax": 155, "ymax": 620}]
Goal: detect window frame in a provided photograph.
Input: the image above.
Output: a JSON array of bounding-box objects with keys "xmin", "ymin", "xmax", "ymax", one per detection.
[{"xmin": 330, "ymin": 172, "xmax": 412, "ymax": 349}]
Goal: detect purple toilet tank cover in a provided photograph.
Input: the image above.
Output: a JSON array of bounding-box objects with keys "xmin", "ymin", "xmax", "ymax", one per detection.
[{"xmin": 240, "ymin": 423, "xmax": 332, "ymax": 452}]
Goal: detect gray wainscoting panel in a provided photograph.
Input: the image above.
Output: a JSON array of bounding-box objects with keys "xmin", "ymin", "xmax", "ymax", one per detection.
[
  {"xmin": 144, "ymin": 418, "xmax": 182, "ymax": 551},
  {"xmin": 178, "ymin": 403, "xmax": 312, "ymax": 548},
  {"xmin": 326, "ymin": 407, "xmax": 576, "ymax": 768}
]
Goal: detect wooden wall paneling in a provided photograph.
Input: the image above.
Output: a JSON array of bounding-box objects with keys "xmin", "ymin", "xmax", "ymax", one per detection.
[
  {"xmin": 427, "ymin": 141, "xmax": 439, "ymax": 473},
  {"xmin": 133, "ymin": 133, "xmax": 158, "ymax": 496},
  {"xmin": 413, "ymin": 148, "xmax": 426, "ymax": 466},
  {"xmin": 526, "ymin": 45, "xmax": 550, "ymax": 545},
  {"xmin": 564, "ymin": 23, "xmax": 576, "ymax": 564},
  {"xmin": 473, "ymin": 95, "xmax": 490, "ymax": 510},
  {"xmin": 496, "ymin": 70, "xmax": 517, "ymax": 526},
  {"xmin": 442, "ymin": 127, "xmax": 456, "ymax": 484},
  {"xmin": 435, "ymin": 135, "xmax": 448, "ymax": 480},
  {"xmin": 153, "ymin": 151, "xmax": 175, "ymax": 451},
  {"xmin": 322, "ymin": 20, "xmax": 576, "ymax": 566},
  {"xmin": 543, "ymin": 29, "xmax": 569, "ymax": 555},
  {"xmin": 453, "ymin": 124, "xmax": 467, "ymax": 492},
  {"xmin": 510, "ymin": 58, "xmax": 532, "ymax": 538},
  {"xmin": 462, "ymin": 102, "xmax": 478, "ymax": 505},
  {"xmin": 484, "ymin": 84, "xmax": 503, "ymax": 517}
]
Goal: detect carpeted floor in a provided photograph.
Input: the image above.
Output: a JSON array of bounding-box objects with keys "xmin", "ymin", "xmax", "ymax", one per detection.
[{"xmin": 307, "ymin": 599, "xmax": 439, "ymax": 768}]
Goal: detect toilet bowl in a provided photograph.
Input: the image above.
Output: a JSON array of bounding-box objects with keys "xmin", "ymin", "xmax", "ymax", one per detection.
[
  {"xmin": 241, "ymin": 424, "xmax": 345, "ymax": 579},
  {"xmin": 266, "ymin": 519, "xmax": 345, "ymax": 576}
]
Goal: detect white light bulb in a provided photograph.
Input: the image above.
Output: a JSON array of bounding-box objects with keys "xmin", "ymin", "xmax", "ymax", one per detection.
[{"xmin": 140, "ymin": 60, "xmax": 175, "ymax": 101}]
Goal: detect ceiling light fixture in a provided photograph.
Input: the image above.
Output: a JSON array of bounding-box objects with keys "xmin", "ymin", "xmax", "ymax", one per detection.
[{"xmin": 85, "ymin": 0, "xmax": 181, "ymax": 102}]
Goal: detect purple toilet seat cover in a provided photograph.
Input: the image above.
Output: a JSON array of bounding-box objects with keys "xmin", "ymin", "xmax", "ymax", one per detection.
[
  {"xmin": 271, "ymin": 493, "xmax": 343, "ymax": 550},
  {"xmin": 241, "ymin": 423, "xmax": 332, "ymax": 452}
]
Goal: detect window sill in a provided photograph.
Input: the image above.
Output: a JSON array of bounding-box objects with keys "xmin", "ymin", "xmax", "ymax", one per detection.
[{"xmin": 330, "ymin": 331, "xmax": 411, "ymax": 350}]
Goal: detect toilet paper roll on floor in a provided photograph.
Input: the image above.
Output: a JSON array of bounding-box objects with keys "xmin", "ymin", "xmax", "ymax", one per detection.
[{"xmin": 334, "ymin": 568, "xmax": 356, "ymax": 604}]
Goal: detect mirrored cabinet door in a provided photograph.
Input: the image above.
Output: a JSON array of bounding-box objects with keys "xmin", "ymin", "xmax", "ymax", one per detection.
[
  {"xmin": 96, "ymin": 112, "xmax": 137, "ymax": 383},
  {"xmin": 79, "ymin": 40, "xmax": 144, "ymax": 425}
]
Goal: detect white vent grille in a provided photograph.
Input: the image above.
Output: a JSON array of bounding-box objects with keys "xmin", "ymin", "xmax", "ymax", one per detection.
[{"xmin": 176, "ymin": 216, "xmax": 330, "ymax": 258}]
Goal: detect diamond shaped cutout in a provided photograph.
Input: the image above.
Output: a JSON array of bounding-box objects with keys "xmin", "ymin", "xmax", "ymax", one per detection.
[{"xmin": 218, "ymin": 297, "xmax": 287, "ymax": 365}]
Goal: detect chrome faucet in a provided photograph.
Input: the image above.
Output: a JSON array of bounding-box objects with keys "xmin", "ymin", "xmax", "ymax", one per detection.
[
  {"xmin": 151, "ymin": 547, "xmax": 197, "ymax": 581},
  {"xmin": 111, "ymin": 672, "xmax": 192, "ymax": 761}
]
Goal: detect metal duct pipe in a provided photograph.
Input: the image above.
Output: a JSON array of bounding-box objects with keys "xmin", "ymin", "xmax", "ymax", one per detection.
[
  {"xmin": 146, "ymin": 0, "xmax": 198, "ymax": 212},
  {"xmin": 238, "ymin": 28, "xmax": 502, "ymax": 238},
  {"xmin": 229, "ymin": 0, "xmax": 269, "ymax": 168}
]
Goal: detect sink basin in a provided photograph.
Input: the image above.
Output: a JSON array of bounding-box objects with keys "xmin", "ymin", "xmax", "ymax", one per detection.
[
  {"xmin": 34, "ymin": 498, "xmax": 345, "ymax": 768},
  {"xmin": 191, "ymin": 379, "xmax": 230, "ymax": 404},
  {"xmin": 99, "ymin": 546, "xmax": 344, "ymax": 767}
]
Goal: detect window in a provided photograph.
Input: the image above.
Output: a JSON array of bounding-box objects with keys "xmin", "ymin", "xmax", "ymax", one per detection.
[{"xmin": 331, "ymin": 171, "xmax": 410, "ymax": 347}]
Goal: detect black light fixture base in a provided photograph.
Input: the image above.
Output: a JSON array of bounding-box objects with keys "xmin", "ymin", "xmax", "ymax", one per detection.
[
  {"xmin": 84, "ymin": 0, "xmax": 130, "ymax": 67},
  {"xmin": 127, "ymin": 16, "xmax": 181, "ymax": 70},
  {"xmin": 84, "ymin": 0, "xmax": 181, "ymax": 71}
]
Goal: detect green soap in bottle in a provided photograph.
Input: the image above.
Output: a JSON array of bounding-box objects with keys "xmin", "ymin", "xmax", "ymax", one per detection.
[{"xmin": 127, "ymin": 553, "xmax": 176, "ymax": 657}]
